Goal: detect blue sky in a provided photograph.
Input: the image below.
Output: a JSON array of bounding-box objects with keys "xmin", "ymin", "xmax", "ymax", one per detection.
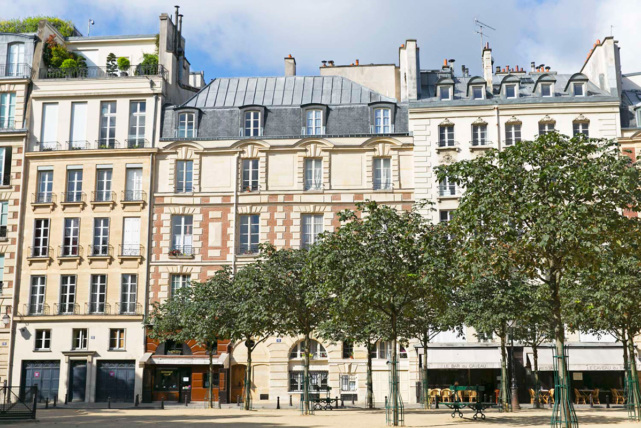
[{"xmin": 4, "ymin": 0, "xmax": 641, "ymax": 80}]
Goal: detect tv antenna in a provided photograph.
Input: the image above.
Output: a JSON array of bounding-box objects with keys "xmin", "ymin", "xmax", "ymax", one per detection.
[
  {"xmin": 87, "ymin": 19, "xmax": 95, "ymax": 37},
  {"xmin": 474, "ymin": 18, "xmax": 496, "ymax": 51}
]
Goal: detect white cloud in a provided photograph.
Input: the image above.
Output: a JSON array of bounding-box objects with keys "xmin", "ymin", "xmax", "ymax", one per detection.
[{"xmin": 3, "ymin": 0, "xmax": 641, "ymax": 78}]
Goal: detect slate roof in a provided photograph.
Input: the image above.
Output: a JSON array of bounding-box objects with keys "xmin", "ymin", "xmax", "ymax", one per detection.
[
  {"xmin": 183, "ymin": 76, "xmax": 396, "ymax": 109},
  {"xmin": 621, "ymin": 89, "xmax": 641, "ymax": 129}
]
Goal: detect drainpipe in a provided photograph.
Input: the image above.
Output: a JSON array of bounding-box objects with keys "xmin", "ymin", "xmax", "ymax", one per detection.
[
  {"xmin": 231, "ymin": 152, "xmax": 240, "ymax": 273},
  {"xmin": 495, "ymin": 104, "xmax": 501, "ymax": 152}
]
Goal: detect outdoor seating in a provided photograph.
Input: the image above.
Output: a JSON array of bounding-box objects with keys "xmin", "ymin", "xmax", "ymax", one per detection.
[
  {"xmin": 441, "ymin": 388, "xmax": 452, "ymax": 402},
  {"xmin": 549, "ymin": 388, "xmax": 555, "ymax": 404},
  {"xmin": 529, "ymin": 388, "xmax": 536, "ymax": 404},
  {"xmin": 591, "ymin": 388, "xmax": 600, "ymax": 404},
  {"xmin": 467, "ymin": 390, "xmax": 477, "ymax": 402},
  {"xmin": 612, "ymin": 388, "xmax": 626, "ymax": 404},
  {"xmin": 429, "ymin": 388, "xmax": 441, "ymax": 402},
  {"xmin": 539, "ymin": 390, "xmax": 550, "ymax": 404},
  {"xmin": 574, "ymin": 388, "xmax": 587, "ymax": 404}
]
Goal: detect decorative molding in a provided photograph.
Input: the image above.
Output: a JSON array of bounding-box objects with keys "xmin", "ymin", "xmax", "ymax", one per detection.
[
  {"xmin": 237, "ymin": 205, "xmax": 266, "ymax": 214},
  {"xmin": 505, "ymin": 116, "xmax": 522, "ymax": 125},
  {"xmin": 472, "ymin": 117, "xmax": 488, "ymax": 125},
  {"xmin": 168, "ymin": 206, "xmax": 198, "ymax": 215},
  {"xmin": 539, "ymin": 115, "xmax": 556, "ymax": 124},
  {"xmin": 573, "ymin": 114, "xmax": 590, "ymax": 123},
  {"xmin": 293, "ymin": 205, "xmax": 330, "ymax": 213},
  {"xmin": 439, "ymin": 118, "xmax": 454, "ymax": 127}
]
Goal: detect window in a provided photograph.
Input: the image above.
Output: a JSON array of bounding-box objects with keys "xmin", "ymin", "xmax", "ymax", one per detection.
[
  {"xmin": 373, "ymin": 158, "xmax": 392, "ymax": 190},
  {"xmin": 573, "ymin": 82, "xmax": 585, "ymax": 97},
  {"xmin": 539, "ymin": 122, "xmax": 555, "ymax": 135},
  {"xmin": 374, "ymin": 108, "xmax": 391, "ymax": 134},
  {"xmin": 371, "ymin": 341, "xmax": 392, "ymax": 359},
  {"xmin": 128, "ymin": 101, "xmax": 146, "ymax": 147},
  {"xmin": 40, "ymin": 103, "xmax": 58, "ymax": 150},
  {"xmin": 505, "ymin": 84, "xmax": 517, "ymax": 99},
  {"xmin": 62, "ymin": 218, "xmax": 80, "ymax": 256},
  {"xmin": 95, "ymin": 167, "xmax": 112, "ymax": 202},
  {"xmin": 0, "ymin": 147, "xmax": 11, "ymax": 185},
  {"xmin": 32, "ymin": 219, "xmax": 50, "ymax": 257},
  {"xmin": 306, "ymin": 109, "xmax": 323, "ymax": 135},
  {"xmin": 176, "ymin": 160, "xmax": 193, "ymax": 193},
  {"xmin": 109, "ymin": 329, "xmax": 125, "ymax": 350},
  {"xmin": 99, "ymin": 101, "xmax": 117, "ymax": 148},
  {"xmin": 239, "ymin": 214, "xmax": 259, "ymax": 254},
  {"xmin": 154, "ymin": 369, "xmax": 179, "ymax": 391},
  {"xmin": 92, "ymin": 218, "xmax": 110, "ymax": 256},
  {"xmin": 59, "ymin": 275, "xmax": 76, "ymax": 314},
  {"xmin": 289, "ymin": 371, "xmax": 328, "ymax": 392},
  {"xmin": 171, "ymin": 215, "xmax": 193, "ymax": 256},
  {"xmin": 439, "ymin": 125, "xmax": 455, "ymax": 147},
  {"xmin": 505, "ymin": 124, "xmax": 521, "ymax": 146},
  {"xmin": 7, "ymin": 43, "xmax": 25, "ymax": 76},
  {"xmin": 0, "ymin": 203, "xmax": 5, "ymax": 239},
  {"xmin": 29, "ymin": 276, "xmax": 46, "ymax": 315},
  {"xmin": 37, "ymin": 170, "xmax": 53, "ymax": 203},
  {"xmin": 302, "ymin": 214, "xmax": 323, "ymax": 249},
  {"xmin": 177, "ymin": 112, "xmax": 196, "ymax": 138},
  {"xmin": 304, "ymin": 158, "xmax": 322, "ymax": 191},
  {"xmin": 125, "ymin": 167, "xmax": 143, "ymax": 201},
  {"xmin": 439, "ymin": 176, "xmax": 456, "ymax": 197},
  {"xmin": 439, "ymin": 86, "xmax": 452, "ymax": 100},
  {"xmin": 472, "ymin": 124, "xmax": 487, "ymax": 146},
  {"xmin": 122, "ymin": 218, "xmax": 141, "ymax": 256},
  {"xmin": 573, "ymin": 122, "xmax": 589, "ymax": 137},
  {"xmin": 0, "ymin": 93, "xmax": 16, "ymax": 129},
  {"xmin": 341, "ymin": 374, "xmax": 357, "ymax": 392},
  {"xmin": 342, "ymin": 341, "xmax": 354, "ymax": 359},
  {"xmin": 439, "ymin": 210, "xmax": 454, "ymax": 223},
  {"xmin": 541, "ymin": 83, "xmax": 552, "ymax": 97},
  {"xmin": 471, "ymin": 86, "xmax": 484, "ymax": 100},
  {"xmin": 244, "ymin": 111, "xmax": 261, "ymax": 137},
  {"xmin": 89, "ymin": 275, "xmax": 106, "ymax": 314},
  {"xmin": 35, "ymin": 329, "xmax": 51, "ymax": 351},
  {"xmin": 69, "ymin": 102, "xmax": 87, "ymax": 149},
  {"xmin": 203, "ymin": 372, "xmax": 220, "ymax": 388},
  {"xmin": 242, "ymin": 159, "xmax": 259, "ymax": 192},
  {"xmin": 171, "ymin": 274, "xmax": 190, "ymax": 296},
  {"xmin": 399, "ymin": 345, "xmax": 408, "ymax": 358},
  {"xmin": 73, "ymin": 329, "xmax": 88, "ymax": 350},
  {"xmin": 65, "ymin": 168, "xmax": 83, "ymax": 202},
  {"xmin": 290, "ymin": 340, "xmax": 327, "ymax": 359},
  {"xmin": 120, "ymin": 274, "xmax": 137, "ymax": 314}
]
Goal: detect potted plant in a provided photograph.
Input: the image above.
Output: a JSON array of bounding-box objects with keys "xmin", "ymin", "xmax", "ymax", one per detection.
[
  {"xmin": 106, "ymin": 53, "xmax": 117, "ymax": 76},
  {"xmin": 60, "ymin": 58, "xmax": 78, "ymax": 77},
  {"xmin": 169, "ymin": 249, "xmax": 182, "ymax": 257},
  {"xmin": 117, "ymin": 57, "xmax": 130, "ymax": 76}
]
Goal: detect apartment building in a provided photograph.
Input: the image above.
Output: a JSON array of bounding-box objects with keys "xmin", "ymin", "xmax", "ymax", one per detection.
[
  {"xmin": 10, "ymin": 11, "xmax": 201, "ymax": 403},
  {"xmin": 0, "ymin": 32, "xmax": 37, "ymax": 385},
  {"xmin": 145, "ymin": 53, "xmax": 414, "ymax": 404}
]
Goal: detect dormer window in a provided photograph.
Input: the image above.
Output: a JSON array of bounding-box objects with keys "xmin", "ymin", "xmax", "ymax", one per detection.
[
  {"xmin": 472, "ymin": 86, "xmax": 484, "ymax": 100},
  {"xmin": 439, "ymin": 86, "xmax": 452, "ymax": 100},
  {"xmin": 374, "ymin": 108, "xmax": 391, "ymax": 134},
  {"xmin": 177, "ymin": 112, "xmax": 196, "ymax": 138},
  {"xmin": 573, "ymin": 82, "xmax": 585, "ymax": 96},
  {"xmin": 505, "ymin": 84, "xmax": 517, "ymax": 99},
  {"xmin": 306, "ymin": 109, "xmax": 323, "ymax": 135},
  {"xmin": 541, "ymin": 83, "xmax": 552, "ymax": 97},
  {"xmin": 244, "ymin": 111, "xmax": 262, "ymax": 137}
]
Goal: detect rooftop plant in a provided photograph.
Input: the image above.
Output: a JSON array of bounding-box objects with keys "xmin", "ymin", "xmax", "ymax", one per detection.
[{"xmin": 0, "ymin": 17, "xmax": 76, "ymax": 37}]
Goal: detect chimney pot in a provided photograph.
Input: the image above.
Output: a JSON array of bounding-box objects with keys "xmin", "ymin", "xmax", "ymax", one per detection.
[
  {"xmin": 545, "ymin": 66, "xmax": 551, "ymax": 71},
  {"xmin": 329, "ymin": 60, "xmax": 334, "ymax": 66},
  {"xmin": 596, "ymin": 39, "xmax": 601, "ymax": 44},
  {"xmin": 401, "ymin": 44, "xmax": 405, "ymax": 48},
  {"xmin": 355, "ymin": 59, "xmax": 359, "ymax": 66},
  {"xmin": 443, "ymin": 59, "xmax": 448, "ymax": 66}
]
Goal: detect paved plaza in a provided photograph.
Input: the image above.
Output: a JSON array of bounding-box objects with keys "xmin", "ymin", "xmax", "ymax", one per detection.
[{"xmin": 2, "ymin": 407, "xmax": 636, "ymax": 427}]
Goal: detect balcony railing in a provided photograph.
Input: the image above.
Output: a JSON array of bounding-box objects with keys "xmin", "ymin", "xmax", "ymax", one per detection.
[
  {"xmin": 89, "ymin": 244, "xmax": 113, "ymax": 257},
  {"xmin": 470, "ymin": 140, "xmax": 492, "ymax": 147},
  {"xmin": 95, "ymin": 139, "xmax": 119, "ymax": 150},
  {"xmin": 30, "ymin": 139, "xmax": 150, "ymax": 152},
  {"xmin": 38, "ymin": 64, "xmax": 166, "ymax": 80},
  {"xmin": 85, "ymin": 302, "xmax": 111, "ymax": 315},
  {"xmin": 32, "ymin": 192, "xmax": 56, "ymax": 204},
  {"xmin": 304, "ymin": 182, "xmax": 324, "ymax": 191},
  {"xmin": 370, "ymin": 124, "xmax": 395, "ymax": 134},
  {"xmin": 24, "ymin": 303, "xmax": 50, "ymax": 316},
  {"xmin": 119, "ymin": 244, "xmax": 144, "ymax": 257},
  {"xmin": 373, "ymin": 182, "xmax": 394, "ymax": 191},
  {"xmin": 0, "ymin": 63, "xmax": 31, "ymax": 79},
  {"xmin": 122, "ymin": 190, "xmax": 146, "ymax": 202},
  {"xmin": 439, "ymin": 185, "xmax": 457, "ymax": 197},
  {"xmin": 29, "ymin": 246, "xmax": 52, "ymax": 258},
  {"xmin": 0, "ymin": 119, "xmax": 18, "ymax": 131},
  {"xmin": 58, "ymin": 244, "xmax": 83, "ymax": 258},
  {"xmin": 125, "ymin": 138, "xmax": 150, "ymax": 149},
  {"xmin": 91, "ymin": 191, "xmax": 116, "ymax": 203},
  {"xmin": 438, "ymin": 140, "xmax": 458, "ymax": 148},
  {"xmin": 301, "ymin": 126, "xmax": 326, "ymax": 136},
  {"xmin": 241, "ymin": 184, "xmax": 260, "ymax": 193},
  {"xmin": 55, "ymin": 303, "xmax": 79, "ymax": 315},
  {"xmin": 169, "ymin": 245, "xmax": 194, "ymax": 257},
  {"xmin": 239, "ymin": 127, "xmax": 264, "ymax": 138},
  {"xmin": 238, "ymin": 244, "xmax": 259, "ymax": 255},
  {"xmin": 62, "ymin": 191, "xmax": 86, "ymax": 204},
  {"xmin": 117, "ymin": 302, "xmax": 142, "ymax": 315}
]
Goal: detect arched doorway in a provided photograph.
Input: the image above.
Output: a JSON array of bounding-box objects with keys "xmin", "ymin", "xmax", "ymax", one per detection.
[{"xmin": 231, "ymin": 364, "xmax": 247, "ymax": 403}]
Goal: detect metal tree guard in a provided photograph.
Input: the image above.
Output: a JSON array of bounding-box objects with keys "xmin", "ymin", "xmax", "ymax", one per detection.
[
  {"xmin": 299, "ymin": 373, "xmax": 315, "ymax": 415},
  {"xmin": 551, "ymin": 346, "xmax": 578, "ymax": 428},
  {"xmin": 625, "ymin": 364, "xmax": 641, "ymax": 421},
  {"xmin": 419, "ymin": 365, "xmax": 429, "ymax": 409},
  {"xmin": 244, "ymin": 371, "xmax": 253, "ymax": 410},
  {"xmin": 385, "ymin": 357, "xmax": 405, "ymax": 426}
]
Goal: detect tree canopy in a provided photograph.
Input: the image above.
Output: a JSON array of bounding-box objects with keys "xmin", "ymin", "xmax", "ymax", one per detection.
[{"xmin": 0, "ymin": 17, "xmax": 76, "ymax": 37}]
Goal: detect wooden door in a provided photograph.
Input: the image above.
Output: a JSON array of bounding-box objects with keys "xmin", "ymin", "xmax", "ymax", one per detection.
[{"xmin": 230, "ymin": 365, "xmax": 246, "ymax": 404}]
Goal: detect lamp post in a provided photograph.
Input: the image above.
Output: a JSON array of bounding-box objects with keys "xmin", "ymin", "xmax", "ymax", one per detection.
[
  {"xmin": 509, "ymin": 326, "xmax": 521, "ymax": 410},
  {"xmin": 1, "ymin": 314, "xmax": 9, "ymax": 328}
]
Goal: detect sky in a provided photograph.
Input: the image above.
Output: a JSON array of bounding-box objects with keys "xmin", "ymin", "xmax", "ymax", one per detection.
[{"xmin": 3, "ymin": 0, "xmax": 641, "ymax": 81}]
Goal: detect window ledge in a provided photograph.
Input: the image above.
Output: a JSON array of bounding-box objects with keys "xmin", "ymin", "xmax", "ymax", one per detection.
[
  {"xmin": 108, "ymin": 349, "xmax": 127, "ymax": 352},
  {"xmin": 90, "ymin": 200, "xmax": 115, "ymax": 208},
  {"xmin": 470, "ymin": 145, "xmax": 493, "ymax": 152},
  {"xmin": 168, "ymin": 254, "xmax": 194, "ymax": 260},
  {"xmin": 0, "ymin": 185, "xmax": 11, "ymax": 189},
  {"xmin": 437, "ymin": 195, "xmax": 461, "ymax": 202},
  {"xmin": 436, "ymin": 146, "xmax": 460, "ymax": 153},
  {"xmin": 121, "ymin": 200, "xmax": 145, "ymax": 206},
  {"xmin": 34, "ymin": 349, "xmax": 52, "ymax": 353},
  {"xmin": 31, "ymin": 202, "xmax": 55, "ymax": 212}
]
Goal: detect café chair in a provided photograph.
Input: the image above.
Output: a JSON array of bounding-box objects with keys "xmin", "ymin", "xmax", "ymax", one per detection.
[{"xmin": 574, "ymin": 388, "xmax": 587, "ymax": 405}]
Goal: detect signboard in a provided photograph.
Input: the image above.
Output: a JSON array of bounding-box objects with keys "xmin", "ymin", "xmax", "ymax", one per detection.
[{"xmin": 276, "ymin": 338, "xmax": 282, "ymax": 343}]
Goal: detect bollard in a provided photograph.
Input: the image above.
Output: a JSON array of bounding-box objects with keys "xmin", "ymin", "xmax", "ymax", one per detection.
[
  {"xmin": 277, "ymin": 396, "xmax": 280, "ymax": 409},
  {"xmin": 237, "ymin": 395, "xmax": 240, "ymax": 407},
  {"xmin": 135, "ymin": 394, "xmax": 139, "ymax": 407},
  {"xmin": 64, "ymin": 393, "xmax": 68, "ymax": 405},
  {"xmin": 45, "ymin": 397, "xmax": 49, "ymax": 409},
  {"xmin": 53, "ymin": 395, "xmax": 57, "ymax": 407},
  {"xmin": 590, "ymin": 394, "xmax": 594, "ymax": 408},
  {"xmin": 606, "ymin": 394, "xmax": 610, "ymax": 409},
  {"xmin": 385, "ymin": 396, "xmax": 388, "ymax": 409},
  {"xmin": 108, "ymin": 396, "xmax": 111, "ymax": 409},
  {"xmin": 161, "ymin": 397, "xmax": 165, "ymax": 409},
  {"xmin": 218, "ymin": 399, "xmax": 221, "ymax": 409},
  {"xmin": 341, "ymin": 397, "xmax": 344, "ymax": 408},
  {"xmin": 352, "ymin": 395, "xmax": 355, "ymax": 406},
  {"xmin": 185, "ymin": 393, "xmax": 189, "ymax": 406},
  {"xmin": 289, "ymin": 395, "xmax": 293, "ymax": 407},
  {"xmin": 435, "ymin": 394, "xmax": 439, "ymax": 409}
]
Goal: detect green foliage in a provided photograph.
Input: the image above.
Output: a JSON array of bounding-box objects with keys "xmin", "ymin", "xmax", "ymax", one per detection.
[
  {"xmin": 60, "ymin": 58, "xmax": 77, "ymax": 70},
  {"xmin": 141, "ymin": 53, "xmax": 158, "ymax": 66},
  {"xmin": 117, "ymin": 56, "xmax": 130, "ymax": 71},
  {"xmin": 106, "ymin": 53, "xmax": 117, "ymax": 75},
  {"xmin": 43, "ymin": 35, "xmax": 86, "ymax": 69},
  {"xmin": 0, "ymin": 16, "xmax": 76, "ymax": 37}
]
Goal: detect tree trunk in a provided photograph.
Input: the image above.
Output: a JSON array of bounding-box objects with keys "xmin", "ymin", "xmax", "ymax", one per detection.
[
  {"xmin": 551, "ymin": 269, "xmax": 574, "ymax": 427},
  {"xmin": 421, "ymin": 335, "xmax": 429, "ymax": 409},
  {"xmin": 208, "ymin": 348, "xmax": 214, "ymax": 409},
  {"xmin": 303, "ymin": 334, "xmax": 310, "ymax": 415},
  {"xmin": 622, "ymin": 330, "xmax": 629, "ymax": 377},
  {"xmin": 367, "ymin": 341, "xmax": 374, "ymax": 409},
  {"xmin": 244, "ymin": 346, "xmax": 252, "ymax": 410},
  {"xmin": 391, "ymin": 316, "xmax": 399, "ymax": 426},
  {"xmin": 533, "ymin": 343, "xmax": 540, "ymax": 409},
  {"xmin": 500, "ymin": 332, "xmax": 509, "ymax": 412},
  {"xmin": 627, "ymin": 329, "xmax": 641, "ymax": 420}
]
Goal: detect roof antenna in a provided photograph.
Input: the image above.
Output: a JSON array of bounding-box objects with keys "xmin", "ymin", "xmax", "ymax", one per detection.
[
  {"xmin": 87, "ymin": 19, "xmax": 94, "ymax": 37},
  {"xmin": 474, "ymin": 18, "xmax": 496, "ymax": 52}
]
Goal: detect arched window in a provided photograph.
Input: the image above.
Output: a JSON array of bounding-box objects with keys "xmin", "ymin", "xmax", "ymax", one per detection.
[{"xmin": 289, "ymin": 339, "xmax": 327, "ymax": 359}]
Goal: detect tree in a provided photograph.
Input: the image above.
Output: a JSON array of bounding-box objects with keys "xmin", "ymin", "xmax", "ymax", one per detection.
[
  {"xmin": 148, "ymin": 269, "xmax": 234, "ymax": 409},
  {"xmin": 258, "ymin": 244, "xmax": 331, "ymax": 415},
  {"xmin": 316, "ymin": 201, "xmax": 431, "ymax": 425},
  {"xmin": 106, "ymin": 53, "xmax": 117, "ymax": 75},
  {"xmin": 437, "ymin": 132, "xmax": 641, "ymax": 426}
]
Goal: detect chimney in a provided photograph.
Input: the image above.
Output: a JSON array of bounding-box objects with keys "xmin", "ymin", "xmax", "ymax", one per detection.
[
  {"xmin": 399, "ymin": 39, "xmax": 421, "ymax": 101},
  {"xmin": 531, "ymin": 62, "xmax": 535, "ymax": 72},
  {"xmin": 482, "ymin": 42, "xmax": 493, "ymax": 87},
  {"xmin": 285, "ymin": 54, "xmax": 296, "ymax": 76},
  {"xmin": 355, "ymin": 59, "xmax": 359, "ymax": 66},
  {"xmin": 328, "ymin": 60, "xmax": 335, "ymax": 66}
]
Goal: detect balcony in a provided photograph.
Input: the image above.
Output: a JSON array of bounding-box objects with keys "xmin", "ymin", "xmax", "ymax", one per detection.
[
  {"xmin": 84, "ymin": 302, "xmax": 111, "ymax": 315},
  {"xmin": 470, "ymin": 140, "xmax": 494, "ymax": 152},
  {"xmin": 61, "ymin": 191, "xmax": 86, "ymax": 209},
  {"xmin": 118, "ymin": 244, "xmax": 144, "ymax": 265},
  {"xmin": 88, "ymin": 245, "xmax": 113, "ymax": 264},
  {"xmin": 436, "ymin": 140, "xmax": 460, "ymax": 153},
  {"xmin": 27, "ymin": 246, "xmax": 53, "ymax": 265},
  {"xmin": 38, "ymin": 64, "xmax": 166, "ymax": 80},
  {"xmin": 121, "ymin": 190, "xmax": 146, "ymax": 209},
  {"xmin": 91, "ymin": 191, "xmax": 116, "ymax": 209},
  {"xmin": 29, "ymin": 138, "xmax": 152, "ymax": 152},
  {"xmin": 116, "ymin": 302, "xmax": 142, "ymax": 316},
  {"xmin": 0, "ymin": 63, "xmax": 31, "ymax": 79},
  {"xmin": 169, "ymin": 245, "xmax": 195, "ymax": 259},
  {"xmin": 55, "ymin": 303, "xmax": 80, "ymax": 315},
  {"xmin": 23, "ymin": 303, "xmax": 50, "ymax": 316},
  {"xmin": 57, "ymin": 245, "xmax": 83, "ymax": 266}
]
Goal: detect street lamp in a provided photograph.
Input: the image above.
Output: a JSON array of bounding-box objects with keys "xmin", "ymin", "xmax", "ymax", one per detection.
[
  {"xmin": 1, "ymin": 314, "xmax": 10, "ymax": 328},
  {"xmin": 509, "ymin": 326, "xmax": 521, "ymax": 410}
]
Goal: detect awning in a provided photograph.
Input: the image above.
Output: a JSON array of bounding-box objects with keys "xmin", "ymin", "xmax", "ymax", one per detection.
[
  {"xmin": 143, "ymin": 352, "xmax": 229, "ymax": 368},
  {"xmin": 526, "ymin": 347, "xmax": 627, "ymax": 371},
  {"xmin": 417, "ymin": 347, "xmax": 502, "ymax": 369}
]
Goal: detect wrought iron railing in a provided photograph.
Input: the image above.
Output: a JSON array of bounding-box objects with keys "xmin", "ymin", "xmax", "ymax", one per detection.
[
  {"xmin": 58, "ymin": 245, "xmax": 83, "ymax": 258},
  {"xmin": 0, "ymin": 63, "xmax": 31, "ymax": 79},
  {"xmin": 38, "ymin": 64, "xmax": 166, "ymax": 79},
  {"xmin": 169, "ymin": 245, "xmax": 195, "ymax": 257},
  {"xmin": 32, "ymin": 192, "xmax": 55, "ymax": 204},
  {"xmin": 122, "ymin": 190, "xmax": 146, "ymax": 202},
  {"xmin": 117, "ymin": 302, "xmax": 142, "ymax": 315},
  {"xmin": 0, "ymin": 119, "xmax": 17, "ymax": 130},
  {"xmin": 119, "ymin": 244, "xmax": 144, "ymax": 257},
  {"xmin": 28, "ymin": 246, "xmax": 52, "ymax": 258},
  {"xmin": 85, "ymin": 302, "xmax": 111, "ymax": 315},
  {"xmin": 125, "ymin": 138, "xmax": 150, "ymax": 149},
  {"xmin": 438, "ymin": 140, "xmax": 458, "ymax": 148},
  {"xmin": 241, "ymin": 184, "xmax": 260, "ymax": 193},
  {"xmin": 238, "ymin": 244, "xmax": 259, "ymax": 255},
  {"xmin": 95, "ymin": 139, "xmax": 119, "ymax": 150},
  {"xmin": 54, "ymin": 302, "xmax": 79, "ymax": 315},
  {"xmin": 24, "ymin": 303, "xmax": 50, "ymax": 316},
  {"xmin": 88, "ymin": 244, "xmax": 113, "ymax": 257},
  {"xmin": 91, "ymin": 191, "xmax": 116, "ymax": 203},
  {"xmin": 62, "ymin": 191, "xmax": 86, "ymax": 203},
  {"xmin": 31, "ymin": 139, "xmax": 150, "ymax": 152}
]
